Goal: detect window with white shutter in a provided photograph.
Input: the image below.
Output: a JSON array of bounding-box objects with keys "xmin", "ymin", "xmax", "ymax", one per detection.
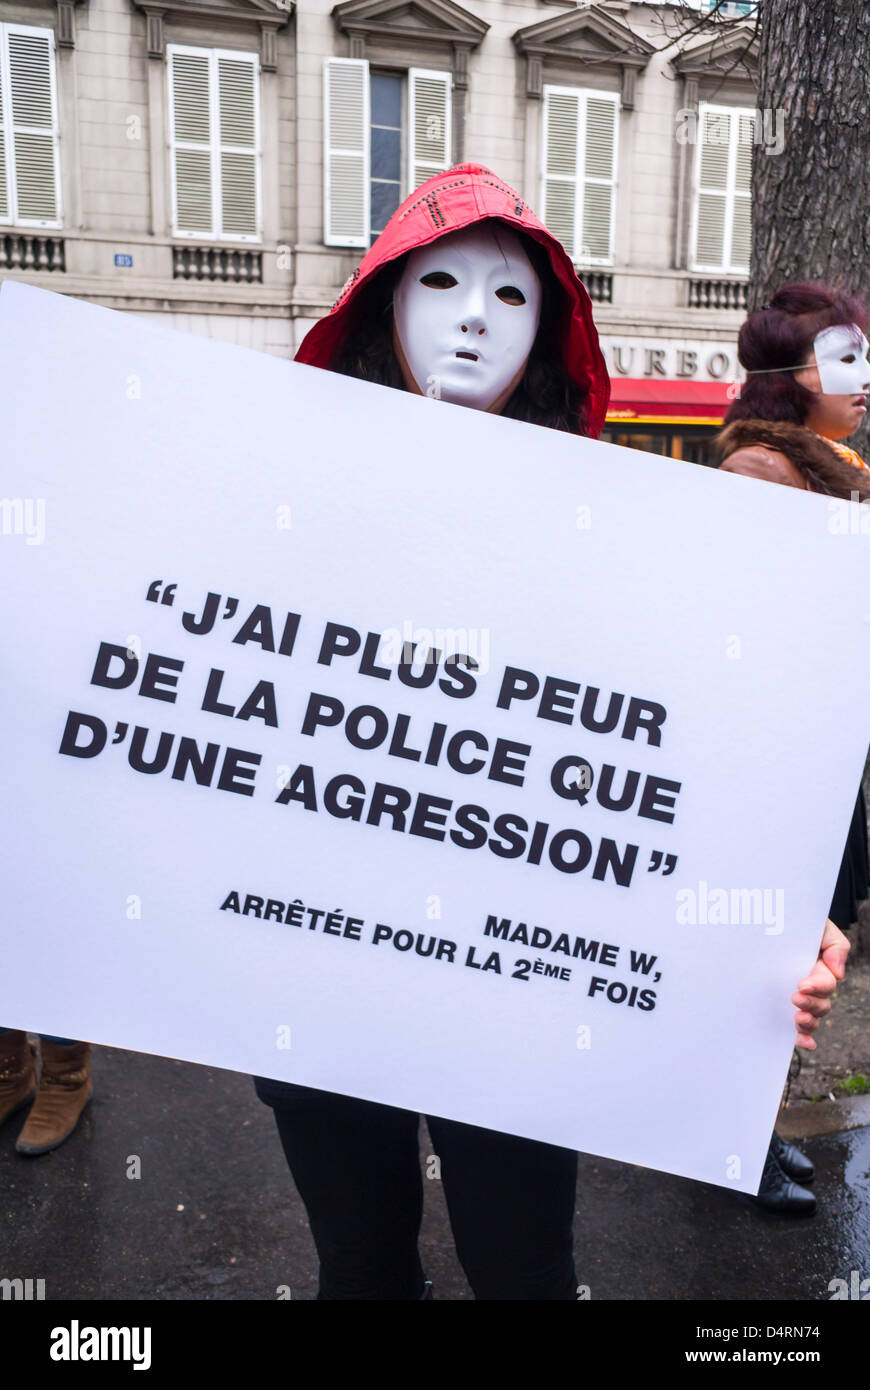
[
  {"xmin": 408, "ymin": 68, "xmax": 451, "ymax": 192},
  {"xmin": 324, "ymin": 56, "xmax": 370, "ymax": 248},
  {"xmin": 0, "ymin": 23, "xmax": 62, "ymax": 229},
  {"xmin": 323, "ymin": 59, "xmax": 452, "ymax": 249},
  {"xmin": 691, "ymin": 102, "xmax": 753, "ymax": 274},
  {"xmin": 541, "ymin": 86, "xmax": 618, "ymax": 266},
  {"xmin": 168, "ymin": 45, "xmax": 260, "ymax": 242}
]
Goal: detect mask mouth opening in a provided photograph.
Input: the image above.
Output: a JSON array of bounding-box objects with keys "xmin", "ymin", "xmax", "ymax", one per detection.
[{"xmin": 456, "ymin": 350, "xmax": 479, "ymax": 361}]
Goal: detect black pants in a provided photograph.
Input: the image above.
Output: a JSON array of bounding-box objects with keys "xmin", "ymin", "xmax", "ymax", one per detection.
[{"xmin": 255, "ymin": 1079, "xmax": 578, "ymax": 1300}]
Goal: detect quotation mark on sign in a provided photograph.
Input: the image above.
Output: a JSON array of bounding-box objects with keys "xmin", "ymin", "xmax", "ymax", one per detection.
[
  {"xmin": 647, "ymin": 851, "xmax": 677, "ymax": 875},
  {"xmin": 146, "ymin": 580, "xmax": 177, "ymax": 606}
]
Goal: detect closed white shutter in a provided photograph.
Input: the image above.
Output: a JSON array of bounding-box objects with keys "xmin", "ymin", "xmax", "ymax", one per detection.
[
  {"xmin": 730, "ymin": 110, "xmax": 753, "ymax": 270},
  {"xmin": 169, "ymin": 45, "xmax": 260, "ymax": 242},
  {"xmin": 581, "ymin": 94, "xmax": 617, "ymax": 261},
  {"xmin": 170, "ymin": 49, "xmax": 212, "ymax": 234},
  {"xmin": 542, "ymin": 86, "xmax": 618, "ymax": 264},
  {"xmin": 323, "ymin": 56, "xmax": 369, "ymax": 248},
  {"xmin": 0, "ymin": 38, "xmax": 7, "ymax": 221},
  {"xmin": 408, "ymin": 68, "xmax": 451, "ymax": 191},
  {"xmin": 0, "ymin": 23, "xmax": 61, "ymax": 228},
  {"xmin": 692, "ymin": 103, "xmax": 753, "ymax": 273},
  {"xmin": 542, "ymin": 88, "xmax": 578, "ymax": 255},
  {"xmin": 218, "ymin": 55, "xmax": 258, "ymax": 238}
]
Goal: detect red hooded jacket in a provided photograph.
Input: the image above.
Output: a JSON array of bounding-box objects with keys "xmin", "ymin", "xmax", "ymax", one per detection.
[{"xmin": 295, "ymin": 163, "xmax": 611, "ymax": 437}]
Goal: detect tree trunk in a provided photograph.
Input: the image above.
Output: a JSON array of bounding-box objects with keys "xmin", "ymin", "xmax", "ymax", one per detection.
[{"xmin": 753, "ymin": 0, "xmax": 870, "ymax": 451}]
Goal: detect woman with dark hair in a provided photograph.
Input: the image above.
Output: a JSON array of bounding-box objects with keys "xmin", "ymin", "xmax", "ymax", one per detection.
[
  {"xmin": 718, "ymin": 281, "xmax": 870, "ymax": 1215},
  {"xmin": 252, "ymin": 175, "xmax": 849, "ymax": 1297}
]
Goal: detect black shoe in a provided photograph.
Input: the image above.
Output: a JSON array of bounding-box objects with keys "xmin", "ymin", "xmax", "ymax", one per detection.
[
  {"xmin": 770, "ymin": 1130, "xmax": 814, "ymax": 1184},
  {"xmin": 754, "ymin": 1148, "xmax": 816, "ymax": 1215}
]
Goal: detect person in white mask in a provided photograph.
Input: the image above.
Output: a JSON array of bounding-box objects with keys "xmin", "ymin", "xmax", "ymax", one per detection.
[
  {"xmin": 254, "ymin": 178, "xmax": 849, "ymax": 1297},
  {"xmin": 391, "ymin": 223, "xmax": 544, "ymax": 414},
  {"xmin": 718, "ymin": 281, "xmax": 868, "ymax": 1216}
]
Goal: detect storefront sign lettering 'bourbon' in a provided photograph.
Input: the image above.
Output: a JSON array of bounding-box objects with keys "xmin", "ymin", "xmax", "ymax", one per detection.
[{"xmin": 600, "ymin": 337, "xmax": 744, "ymax": 384}]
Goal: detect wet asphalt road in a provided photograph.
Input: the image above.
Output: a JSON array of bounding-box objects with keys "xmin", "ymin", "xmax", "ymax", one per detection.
[{"xmin": 1, "ymin": 1045, "xmax": 868, "ymax": 1301}]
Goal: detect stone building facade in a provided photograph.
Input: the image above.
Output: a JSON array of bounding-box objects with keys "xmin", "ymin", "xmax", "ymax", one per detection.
[{"xmin": 0, "ymin": 0, "xmax": 763, "ymax": 458}]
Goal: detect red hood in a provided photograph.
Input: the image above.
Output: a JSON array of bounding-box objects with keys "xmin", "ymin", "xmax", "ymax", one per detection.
[{"xmin": 295, "ymin": 163, "xmax": 610, "ymax": 437}]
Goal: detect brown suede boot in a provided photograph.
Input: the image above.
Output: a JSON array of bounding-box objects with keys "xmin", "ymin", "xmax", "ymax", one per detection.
[
  {"xmin": 0, "ymin": 1030, "xmax": 38, "ymax": 1129},
  {"xmin": 16, "ymin": 1040, "xmax": 92, "ymax": 1156}
]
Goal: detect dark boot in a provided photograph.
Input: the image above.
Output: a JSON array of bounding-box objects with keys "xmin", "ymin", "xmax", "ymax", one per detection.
[
  {"xmin": 16, "ymin": 1040, "xmax": 92, "ymax": 1156},
  {"xmin": 770, "ymin": 1130, "xmax": 814, "ymax": 1184},
  {"xmin": 754, "ymin": 1145, "xmax": 815, "ymax": 1215},
  {"xmin": 0, "ymin": 1031, "xmax": 38, "ymax": 1129}
]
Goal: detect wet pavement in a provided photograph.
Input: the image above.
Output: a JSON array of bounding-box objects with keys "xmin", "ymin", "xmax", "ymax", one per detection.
[{"xmin": 1, "ymin": 1044, "xmax": 868, "ymax": 1301}]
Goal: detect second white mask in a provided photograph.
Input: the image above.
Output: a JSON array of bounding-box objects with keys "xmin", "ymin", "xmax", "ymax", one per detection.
[{"xmin": 813, "ymin": 323, "xmax": 870, "ymax": 396}]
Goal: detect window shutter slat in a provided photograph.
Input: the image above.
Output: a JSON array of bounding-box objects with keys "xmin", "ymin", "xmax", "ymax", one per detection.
[
  {"xmin": 13, "ymin": 131, "xmax": 56, "ymax": 220},
  {"xmin": 734, "ymin": 113, "xmax": 753, "ymax": 192},
  {"xmin": 221, "ymin": 151, "xmax": 257, "ymax": 236},
  {"xmin": 1, "ymin": 25, "xmax": 60, "ymax": 227},
  {"xmin": 9, "ymin": 31, "xmax": 53, "ymax": 127},
  {"xmin": 584, "ymin": 97, "xmax": 615, "ymax": 180},
  {"xmin": 170, "ymin": 50, "xmax": 213, "ymax": 235},
  {"xmin": 545, "ymin": 91, "xmax": 578, "ymax": 176},
  {"xmin": 583, "ymin": 96, "xmax": 616, "ymax": 260},
  {"xmin": 699, "ymin": 108, "xmax": 730, "ymax": 189},
  {"xmin": 696, "ymin": 191, "xmax": 726, "ymax": 266},
  {"xmin": 218, "ymin": 57, "xmax": 256, "ymax": 147},
  {"xmin": 582, "ymin": 181, "xmax": 612, "ymax": 261},
  {"xmin": 543, "ymin": 90, "xmax": 578, "ymax": 255},
  {"xmin": 730, "ymin": 194, "xmax": 751, "ymax": 270},
  {"xmin": 218, "ymin": 55, "xmax": 257, "ymax": 237},
  {"xmin": 409, "ymin": 69, "xmax": 451, "ymax": 190},
  {"xmin": 174, "ymin": 147, "xmax": 212, "ymax": 232},
  {"xmin": 323, "ymin": 57, "xmax": 368, "ymax": 248},
  {"xmin": 0, "ymin": 54, "xmax": 7, "ymax": 220},
  {"xmin": 171, "ymin": 51, "xmax": 210, "ymax": 145}
]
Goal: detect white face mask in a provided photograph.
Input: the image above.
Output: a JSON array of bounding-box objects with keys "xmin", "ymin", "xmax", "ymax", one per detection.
[
  {"xmin": 813, "ymin": 324, "xmax": 870, "ymax": 395},
  {"xmin": 393, "ymin": 224, "xmax": 543, "ymax": 411}
]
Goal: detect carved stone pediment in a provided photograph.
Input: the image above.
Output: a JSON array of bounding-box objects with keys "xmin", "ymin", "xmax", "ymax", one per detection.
[
  {"xmin": 512, "ymin": 5, "xmax": 654, "ymax": 107},
  {"xmin": 332, "ymin": 0, "xmax": 488, "ymax": 58},
  {"xmin": 672, "ymin": 26, "xmax": 758, "ymax": 83},
  {"xmin": 130, "ymin": 0, "xmax": 292, "ymax": 71}
]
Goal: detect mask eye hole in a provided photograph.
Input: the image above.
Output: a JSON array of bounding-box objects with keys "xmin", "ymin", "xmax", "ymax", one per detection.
[
  {"xmin": 496, "ymin": 285, "xmax": 526, "ymax": 306},
  {"xmin": 419, "ymin": 271, "xmax": 457, "ymax": 290},
  {"xmin": 842, "ymin": 354, "xmax": 856, "ymax": 364}
]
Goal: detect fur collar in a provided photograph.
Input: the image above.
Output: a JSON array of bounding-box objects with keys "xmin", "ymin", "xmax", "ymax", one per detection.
[{"xmin": 716, "ymin": 418, "xmax": 870, "ymax": 499}]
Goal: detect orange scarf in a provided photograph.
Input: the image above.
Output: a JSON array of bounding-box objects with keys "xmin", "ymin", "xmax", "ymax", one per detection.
[{"xmin": 820, "ymin": 435, "xmax": 870, "ymax": 472}]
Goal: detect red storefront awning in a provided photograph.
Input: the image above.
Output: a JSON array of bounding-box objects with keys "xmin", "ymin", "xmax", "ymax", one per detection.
[{"xmin": 606, "ymin": 378, "xmax": 733, "ymax": 426}]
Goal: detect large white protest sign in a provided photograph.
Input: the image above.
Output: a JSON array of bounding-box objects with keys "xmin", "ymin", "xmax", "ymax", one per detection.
[{"xmin": 1, "ymin": 280, "xmax": 867, "ymax": 1193}]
